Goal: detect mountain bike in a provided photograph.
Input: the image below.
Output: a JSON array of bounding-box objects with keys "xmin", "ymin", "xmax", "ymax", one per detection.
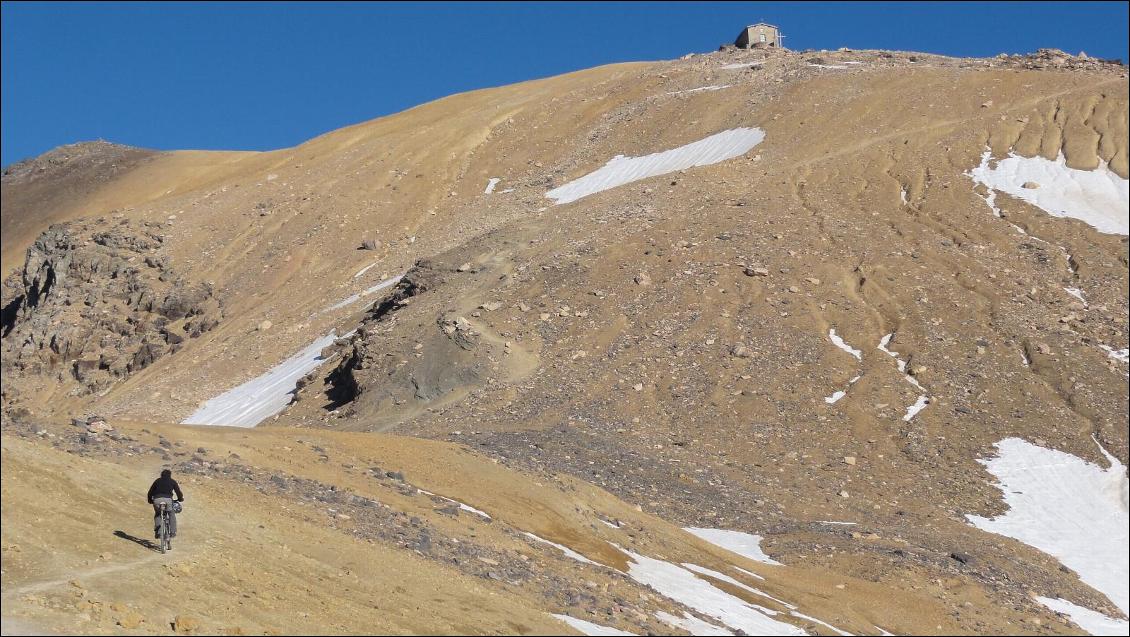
[{"xmin": 157, "ymin": 501, "xmax": 173, "ymax": 554}]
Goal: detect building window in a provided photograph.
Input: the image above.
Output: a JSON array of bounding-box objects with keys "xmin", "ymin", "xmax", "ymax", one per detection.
[{"xmin": 760, "ymin": 33, "xmax": 766, "ymax": 43}]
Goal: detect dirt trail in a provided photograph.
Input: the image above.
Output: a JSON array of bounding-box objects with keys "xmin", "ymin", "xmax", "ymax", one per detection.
[{"xmin": 6, "ymin": 553, "xmax": 167, "ymax": 597}]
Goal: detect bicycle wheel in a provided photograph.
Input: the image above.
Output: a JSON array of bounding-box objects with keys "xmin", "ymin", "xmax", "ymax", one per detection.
[{"xmin": 159, "ymin": 507, "xmax": 168, "ymax": 554}]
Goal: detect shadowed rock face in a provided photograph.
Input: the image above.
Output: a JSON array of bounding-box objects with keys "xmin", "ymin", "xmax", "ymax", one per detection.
[
  {"xmin": 1, "ymin": 219, "xmax": 221, "ymax": 406},
  {"xmin": 322, "ymin": 259, "xmax": 483, "ymax": 418}
]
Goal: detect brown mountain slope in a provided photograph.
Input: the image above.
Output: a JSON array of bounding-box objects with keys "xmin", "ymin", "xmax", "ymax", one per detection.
[
  {"xmin": 2, "ymin": 46, "xmax": 1127, "ymax": 635},
  {"xmin": 3, "ymin": 418, "xmax": 1019, "ymax": 635}
]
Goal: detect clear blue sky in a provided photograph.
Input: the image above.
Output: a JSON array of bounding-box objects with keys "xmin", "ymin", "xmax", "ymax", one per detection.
[{"xmin": 3, "ymin": 1, "xmax": 1127, "ymax": 166}]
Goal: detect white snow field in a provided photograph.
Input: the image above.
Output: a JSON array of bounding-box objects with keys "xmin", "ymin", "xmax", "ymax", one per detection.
[
  {"xmin": 182, "ymin": 331, "xmax": 344, "ymax": 427},
  {"xmin": 1037, "ymin": 596, "xmax": 1129, "ymax": 636},
  {"xmin": 684, "ymin": 527, "xmax": 782, "ymax": 565},
  {"xmin": 185, "ymin": 273, "xmax": 408, "ymax": 427},
  {"xmin": 968, "ymin": 151, "xmax": 1129, "ymax": 235},
  {"xmin": 617, "ymin": 548, "xmax": 806, "ymax": 635},
  {"xmin": 552, "ymin": 614, "xmax": 636, "ymax": 636},
  {"xmin": 967, "ymin": 437, "xmax": 1130, "ymax": 632},
  {"xmin": 545, "ymin": 128, "xmax": 765, "ymax": 205}
]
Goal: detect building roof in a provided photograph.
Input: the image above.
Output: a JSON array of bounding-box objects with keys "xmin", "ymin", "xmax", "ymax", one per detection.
[{"xmin": 745, "ymin": 23, "xmax": 779, "ymax": 29}]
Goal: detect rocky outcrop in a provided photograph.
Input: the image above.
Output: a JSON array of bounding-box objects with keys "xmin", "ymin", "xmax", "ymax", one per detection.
[
  {"xmin": 324, "ymin": 259, "xmax": 451, "ymax": 408},
  {"xmin": 1, "ymin": 141, "xmax": 153, "ymax": 183},
  {"xmin": 1, "ymin": 219, "xmax": 221, "ymax": 403},
  {"xmin": 993, "ymin": 48, "xmax": 1126, "ymax": 70}
]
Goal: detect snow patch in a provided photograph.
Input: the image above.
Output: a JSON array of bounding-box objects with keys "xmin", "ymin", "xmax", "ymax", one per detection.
[
  {"xmin": 789, "ymin": 611, "xmax": 853, "ymax": 636},
  {"xmin": 1064, "ymin": 287, "xmax": 1088, "ymax": 306},
  {"xmin": 878, "ymin": 333, "xmax": 923, "ymax": 389},
  {"xmin": 523, "ymin": 532, "xmax": 600, "ymax": 566},
  {"xmin": 1099, "ymin": 345, "xmax": 1129, "ymax": 364},
  {"xmin": 484, "ymin": 177, "xmax": 501, "ymax": 194},
  {"xmin": 182, "ymin": 331, "xmax": 345, "ymax": 427},
  {"xmin": 655, "ymin": 611, "xmax": 732, "ymax": 635},
  {"xmin": 903, "ymin": 395, "xmax": 929, "ymax": 421},
  {"xmin": 618, "ymin": 547, "xmax": 805, "ymax": 635},
  {"xmin": 731, "ymin": 566, "xmax": 765, "ymax": 581},
  {"xmin": 878, "ymin": 333, "xmax": 898, "ymax": 358},
  {"xmin": 681, "ymin": 563, "xmax": 787, "ymax": 606},
  {"xmin": 825, "ymin": 375, "xmax": 860, "ymax": 405},
  {"xmin": 1036, "ymin": 596, "xmax": 1129, "ymax": 636},
  {"xmin": 418, "ymin": 489, "xmax": 492, "ymax": 520},
  {"xmin": 545, "ymin": 128, "xmax": 765, "ymax": 205},
  {"xmin": 353, "ymin": 262, "xmax": 379, "ymax": 279},
  {"xmin": 966, "ymin": 437, "xmax": 1129, "ymax": 617},
  {"xmin": 668, "ymin": 85, "xmax": 732, "ymax": 96},
  {"xmin": 828, "ymin": 329, "xmax": 862, "ymax": 360},
  {"xmin": 455, "ymin": 501, "xmax": 490, "ymax": 519},
  {"xmin": 552, "ymin": 615, "xmax": 636, "ymax": 636},
  {"xmin": 720, "ymin": 62, "xmax": 763, "ymax": 70},
  {"xmin": 324, "ymin": 274, "xmax": 404, "ymax": 312},
  {"xmin": 968, "ymin": 151, "xmax": 1129, "ymax": 235},
  {"xmin": 684, "ymin": 528, "xmax": 782, "ymax": 565},
  {"xmin": 978, "ymin": 187, "xmax": 1002, "ymax": 217}
]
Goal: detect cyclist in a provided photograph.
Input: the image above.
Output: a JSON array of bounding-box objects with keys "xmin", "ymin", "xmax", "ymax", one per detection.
[{"xmin": 147, "ymin": 469, "xmax": 184, "ymax": 544}]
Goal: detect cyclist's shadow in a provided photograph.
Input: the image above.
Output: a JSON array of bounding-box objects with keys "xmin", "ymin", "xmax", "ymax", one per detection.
[{"xmin": 113, "ymin": 530, "xmax": 161, "ymax": 553}]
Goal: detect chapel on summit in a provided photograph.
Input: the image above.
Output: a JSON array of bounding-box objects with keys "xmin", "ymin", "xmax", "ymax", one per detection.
[{"xmin": 735, "ymin": 23, "xmax": 782, "ymax": 49}]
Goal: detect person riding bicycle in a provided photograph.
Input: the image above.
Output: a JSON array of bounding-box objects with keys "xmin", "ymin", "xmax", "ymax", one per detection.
[{"xmin": 147, "ymin": 469, "xmax": 184, "ymax": 542}]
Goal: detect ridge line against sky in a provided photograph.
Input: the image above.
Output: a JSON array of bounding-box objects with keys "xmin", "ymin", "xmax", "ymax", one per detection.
[{"xmin": 2, "ymin": 1, "xmax": 1128, "ymax": 166}]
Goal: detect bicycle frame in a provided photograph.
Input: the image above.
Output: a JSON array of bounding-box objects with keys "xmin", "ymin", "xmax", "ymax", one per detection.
[{"xmin": 157, "ymin": 502, "xmax": 171, "ymax": 554}]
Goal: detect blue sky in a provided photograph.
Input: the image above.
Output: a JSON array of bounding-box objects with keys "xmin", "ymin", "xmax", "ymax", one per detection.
[{"xmin": 3, "ymin": 1, "xmax": 1127, "ymax": 166}]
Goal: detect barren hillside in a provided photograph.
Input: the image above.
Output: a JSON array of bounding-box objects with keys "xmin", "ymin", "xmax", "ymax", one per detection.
[{"xmin": 2, "ymin": 46, "xmax": 1127, "ymax": 636}]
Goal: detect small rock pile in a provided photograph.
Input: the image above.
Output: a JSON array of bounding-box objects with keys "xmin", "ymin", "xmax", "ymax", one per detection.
[{"xmin": 995, "ymin": 48, "xmax": 1125, "ymax": 71}]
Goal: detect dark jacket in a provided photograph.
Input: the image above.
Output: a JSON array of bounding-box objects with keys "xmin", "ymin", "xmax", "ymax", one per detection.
[{"xmin": 147, "ymin": 476, "xmax": 184, "ymax": 503}]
